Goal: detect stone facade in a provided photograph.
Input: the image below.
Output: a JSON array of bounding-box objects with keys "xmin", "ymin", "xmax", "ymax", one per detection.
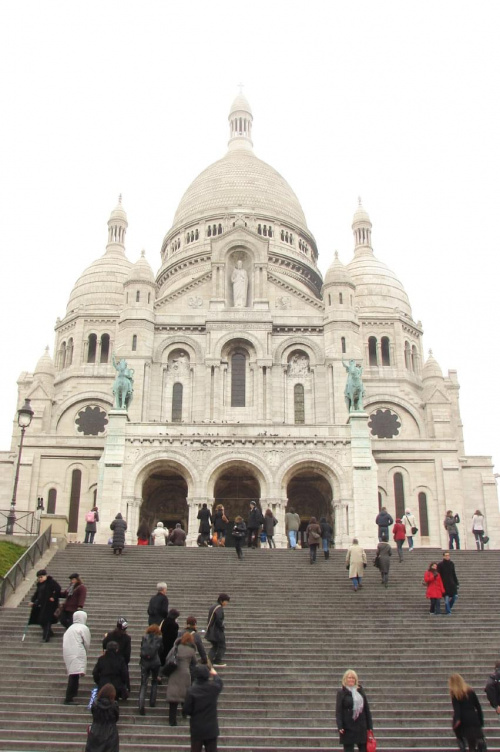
[{"xmin": 2, "ymin": 93, "xmax": 498, "ymax": 549}]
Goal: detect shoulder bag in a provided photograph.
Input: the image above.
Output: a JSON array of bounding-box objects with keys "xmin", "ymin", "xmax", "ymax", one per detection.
[{"xmin": 367, "ymin": 730, "xmax": 377, "ymax": 752}]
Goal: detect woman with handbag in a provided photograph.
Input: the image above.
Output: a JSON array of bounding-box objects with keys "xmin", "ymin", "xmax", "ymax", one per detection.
[
  {"xmin": 402, "ymin": 509, "xmax": 417, "ymax": 551},
  {"xmin": 336, "ymin": 669, "xmax": 375, "ymax": 752},
  {"xmin": 213, "ymin": 504, "xmax": 229, "ymax": 547},
  {"xmin": 375, "ymin": 538, "xmax": 392, "ymax": 588},
  {"xmin": 449, "ymin": 673, "xmax": 486, "ymax": 751},
  {"xmin": 138, "ymin": 624, "xmax": 162, "ymax": 715},
  {"xmin": 166, "ymin": 631, "xmax": 197, "ymax": 726},
  {"xmin": 472, "ymin": 511, "xmax": 486, "ymax": 551},
  {"xmin": 306, "ymin": 516, "xmax": 322, "ymax": 565}
]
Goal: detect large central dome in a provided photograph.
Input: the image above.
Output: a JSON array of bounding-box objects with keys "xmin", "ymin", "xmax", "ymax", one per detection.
[{"xmin": 167, "ymin": 93, "xmax": 310, "ymax": 238}]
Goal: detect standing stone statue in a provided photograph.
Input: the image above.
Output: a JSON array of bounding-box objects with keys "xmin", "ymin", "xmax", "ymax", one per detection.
[
  {"xmin": 343, "ymin": 358, "xmax": 365, "ymax": 412},
  {"xmin": 231, "ymin": 259, "xmax": 248, "ymax": 307},
  {"xmin": 112, "ymin": 356, "xmax": 134, "ymax": 410}
]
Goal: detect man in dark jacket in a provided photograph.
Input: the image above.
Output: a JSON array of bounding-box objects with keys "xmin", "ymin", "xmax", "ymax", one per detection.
[
  {"xmin": 179, "ymin": 616, "xmax": 208, "ymax": 665},
  {"xmin": 197, "ymin": 504, "xmax": 212, "ymax": 546},
  {"xmin": 29, "ymin": 569, "xmax": 61, "ymax": 642},
  {"xmin": 168, "ymin": 523, "xmax": 187, "ymax": 546},
  {"xmin": 206, "ymin": 594, "xmax": 230, "ymax": 668},
  {"xmin": 147, "ymin": 582, "xmax": 169, "ymax": 625},
  {"xmin": 485, "ymin": 661, "xmax": 500, "ymax": 714},
  {"xmin": 247, "ymin": 501, "xmax": 264, "ymax": 548},
  {"xmin": 183, "ymin": 665, "xmax": 223, "ymax": 752},
  {"xmin": 103, "ymin": 617, "xmax": 131, "ymax": 690},
  {"xmin": 375, "ymin": 507, "xmax": 394, "ymax": 542},
  {"xmin": 92, "ymin": 641, "xmax": 129, "ymax": 699},
  {"xmin": 437, "ymin": 551, "xmax": 459, "ymax": 614}
]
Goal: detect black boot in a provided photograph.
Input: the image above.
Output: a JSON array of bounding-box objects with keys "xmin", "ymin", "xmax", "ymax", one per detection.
[
  {"xmin": 42, "ymin": 623, "xmax": 51, "ymax": 642},
  {"xmin": 138, "ymin": 681, "xmax": 147, "ymax": 715},
  {"xmin": 149, "ymin": 681, "xmax": 158, "ymax": 708},
  {"xmin": 169, "ymin": 702, "xmax": 178, "ymax": 726}
]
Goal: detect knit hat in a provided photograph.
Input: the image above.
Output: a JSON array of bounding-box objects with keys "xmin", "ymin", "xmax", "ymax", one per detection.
[
  {"xmin": 69, "ymin": 573, "xmax": 79, "ymax": 580},
  {"xmin": 117, "ymin": 617, "xmax": 128, "ymax": 629},
  {"xmin": 250, "ymin": 500, "xmax": 257, "ymax": 507}
]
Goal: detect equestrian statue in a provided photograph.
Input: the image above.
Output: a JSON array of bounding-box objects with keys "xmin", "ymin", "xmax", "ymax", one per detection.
[
  {"xmin": 112, "ymin": 356, "xmax": 134, "ymax": 410},
  {"xmin": 342, "ymin": 358, "xmax": 365, "ymax": 412}
]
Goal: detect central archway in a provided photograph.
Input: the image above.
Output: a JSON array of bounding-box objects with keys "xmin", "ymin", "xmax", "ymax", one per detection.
[
  {"xmin": 286, "ymin": 469, "xmax": 334, "ymax": 547},
  {"xmin": 213, "ymin": 466, "xmax": 261, "ymax": 546},
  {"xmin": 140, "ymin": 468, "xmax": 189, "ymax": 536}
]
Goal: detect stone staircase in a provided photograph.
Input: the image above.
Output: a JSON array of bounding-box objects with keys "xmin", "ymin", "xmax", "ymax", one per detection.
[{"xmin": 0, "ymin": 544, "xmax": 499, "ymax": 751}]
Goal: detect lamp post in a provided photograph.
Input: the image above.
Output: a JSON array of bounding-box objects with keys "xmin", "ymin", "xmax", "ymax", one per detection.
[{"xmin": 6, "ymin": 399, "xmax": 34, "ymax": 536}]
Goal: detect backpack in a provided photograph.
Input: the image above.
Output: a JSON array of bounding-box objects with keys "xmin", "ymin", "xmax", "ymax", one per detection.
[
  {"xmin": 140, "ymin": 635, "xmax": 160, "ymax": 661},
  {"xmin": 85, "ymin": 511, "xmax": 95, "ymax": 523}
]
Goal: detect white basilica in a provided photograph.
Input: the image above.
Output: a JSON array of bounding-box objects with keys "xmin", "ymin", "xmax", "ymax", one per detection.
[{"xmin": 2, "ymin": 93, "xmax": 498, "ymax": 548}]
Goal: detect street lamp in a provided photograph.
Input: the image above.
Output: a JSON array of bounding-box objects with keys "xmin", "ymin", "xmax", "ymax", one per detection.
[{"xmin": 6, "ymin": 399, "xmax": 34, "ymax": 535}]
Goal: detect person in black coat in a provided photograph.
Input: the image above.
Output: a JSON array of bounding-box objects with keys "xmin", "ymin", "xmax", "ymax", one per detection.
[
  {"xmin": 28, "ymin": 569, "xmax": 61, "ymax": 642},
  {"xmin": 138, "ymin": 624, "xmax": 163, "ymax": 715},
  {"xmin": 336, "ymin": 669, "xmax": 373, "ymax": 751},
  {"xmin": 437, "ymin": 551, "xmax": 459, "ymax": 614},
  {"xmin": 85, "ymin": 683, "xmax": 119, "ymax": 752},
  {"xmin": 197, "ymin": 503, "xmax": 212, "ymax": 546},
  {"xmin": 485, "ymin": 661, "xmax": 500, "ymax": 715},
  {"xmin": 147, "ymin": 582, "xmax": 169, "ymax": 625},
  {"xmin": 319, "ymin": 516, "xmax": 333, "ymax": 560},
  {"xmin": 179, "ymin": 616, "xmax": 208, "ymax": 665},
  {"xmin": 103, "ymin": 618, "xmax": 131, "ymax": 691},
  {"xmin": 375, "ymin": 508, "xmax": 394, "ymax": 542},
  {"xmin": 92, "ymin": 642, "xmax": 129, "ymax": 700},
  {"xmin": 110, "ymin": 513, "xmax": 127, "ymax": 555},
  {"xmin": 449, "ymin": 673, "xmax": 485, "ymax": 751},
  {"xmin": 206, "ymin": 594, "xmax": 230, "ymax": 667},
  {"xmin": 247, "ymin": 501, "xmax": 264, "ymax": 548},
  {"xmin": 160, "ymin": 609, "xmax": 180, "ymax": 665},
  {"xmin": 183, "ymin": 665, "xmax": 223, "ymax": 752},
  {"xmin": 232, "ymin": 516, "xmax": 247, "ymax": 560}
]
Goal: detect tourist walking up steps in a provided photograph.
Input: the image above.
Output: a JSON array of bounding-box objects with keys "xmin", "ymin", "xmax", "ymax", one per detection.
[
  {"xmin": 424, "ymin": 562, "xmax": 445, "ymax": 615},
  {"xmin": 375, "ymin": 506, "xmax": 393, "ymax": 542},
  {"xmin": 484, "ymin": 661, "xmax": 500, "ymax": 715},
  {"xmin": 179, "ymin": 616, "xmax": 208, "ymax": 665},
  {"xmin": 206, "ymin": 594, "xmax": 230, "ymax": 668},
  {"xmin": 92, "ymin": 641, "xmax": 129, "ymax": 700},
  {"xmin": 449, "ymin": 673, "xmax": 486, "ymax": 752},
  {"xmin": 166, "ymin": 631, "xmax": 197, "ymax": 726},
  {"xmin": 336, "ymin": 669, "xmax": 374, "ymax": 752},
  {"xmin": 29, "ymin": 569, "xmax": 61, "ymax": 642},
  {"xmin": 472, "ymin": 511, "xmax": 486, "ymax": 551},
  {"xmin": 184, "ymin": 665, "xmax": 223, "ymax": 752},
  {"xmin": 444, "ymin": 510, "xmax": 461, "ymax": 550},
  {"xmin": 198, "ymin": 503, "xmax": 212, "ymax": 546},
  {"xmin": 147, "ymin": 582, "xmax": 169, "ymax": 625},
  {"xmin": 392, "ymin": 518, "xmax": 406, "ymax": 562},
  {"xmin": 346, "ymin": 539, "xmax": 367, "ymax": 591},
  {"xmin": 285, "ymin": 507, "xmax": 300, "ymax": 549},
  {"xmin": 263, "ymin": 508, "xmax": 278, "ymax": 548},
  {"xmin": 85, "ymin": 683, "xmax": 119, "ymax": 752},
  {"xmin": 59, "ymin": 573, "xmax": 87, "ymax": 629},
  {"xmin": 306, "ymin": 516, "xmax": 322, "ymax": 564},
  {"xmin": 402, "ymin": 508, "xmax": 417, "ymax": 551},
  {"xmin": 103, "ymin": 617, "xmax": 131, "ymax": 692},
  {"xmin": 160, "ymin": 608, "xmax": 180, "ymax": 665},
  {"xmin": 320, "ymin": 516, "xmax": 333, "ymax": 559},
  {"xmin": 84, "ymin": 506, "xmax": 99, "ymax": 544},
  {"xmin": 232, "ymin": 516, "xmax": 246, "ymax": 560},
  {"xmin": 437, "ymin": 551, "xmax": 459, "ymax": 615},
  {"xmin": 138, "ymin": 624, "xmax": 162, "ymax": 715},
  {"xmin": 375, "ymin": 538, "xmax": 392, "ymax": 588},
  {"xmin": 110, "ymin": 513, "xmax": 127, "ymax": 555},
  {"xmin": 212, "ymin": 504, "xmax": 228, "ymax": 547},
  {"xmin": 152, "ymin": 520, "xmax": 168, "ymax": 545},
  {"xmin": 63, "ymin": 610, "xmax": 91, "ymax": 704},
  {"xmin": 247, "ymin": 501, "xmax": 264, "ymax": 548}
]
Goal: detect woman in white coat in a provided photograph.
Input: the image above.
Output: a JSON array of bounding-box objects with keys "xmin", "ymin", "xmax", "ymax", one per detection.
[
  {"xmin": 402, "ymin": 509, "xmax": 417, "ymax": 551},
  {"xmin": 152, "ymin": 521, "xmax": 168, "ymax": 546},
  {"xmin": 345, "ymin": 538, "xmax": 367, "ymax": 592},
  {"xmin": 63, "ymin": 610, "xmax": 91, "ymax": 704}
]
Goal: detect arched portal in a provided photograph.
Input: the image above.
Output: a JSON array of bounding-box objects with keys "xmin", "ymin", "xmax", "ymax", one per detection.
[
  {"xmin": 213, "ymin": 465, "xmax": 261, "ymax": 546},
  {"xmin": 286, "ymin": 470, "xmax": 334, "ymax": 547},
  {"xmin": 140, "ymin": 468, "xmax": 189, "ymax": 535}
]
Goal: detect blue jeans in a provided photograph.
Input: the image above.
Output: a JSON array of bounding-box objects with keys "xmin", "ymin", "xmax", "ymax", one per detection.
[
  {"xmin": 406, "ymin": 536, "xmax": 413, "ymax": 548},
  {"xmin": 322, "ymin": 538, "xmax": 329, "ymax": 553},
  {"xmin": 351, "ymin": 576, "xmax": 362, "ymax": 589},
  {"xmin": 449, "ymin": 533, "xmax": 460, "ymax": 550},
  {"xmin": 445, "ymin": 594, "xmax": 457, "ymax": 613},
  {"xmin": 288, "ymin": 530, "xmax": 298, "ymax": 548},
  {"xmin": 396, "ymin": 539, "xmax": 404, "ymax": 560}
]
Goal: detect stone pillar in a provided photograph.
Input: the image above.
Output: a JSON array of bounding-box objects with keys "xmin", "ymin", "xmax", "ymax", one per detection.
[
  {"xmin": 96, "ymin": 410, "xmax": 129, "ymax": 543},
  {"xmin": 186, "ymin": 498, "xmax": 202, "ymax": 547},
  {"xmin": 348, "ymin": 411, "xmax": 379, "ymax": 548},
  {"xmin": 271, "ymin": 498, "xmax": 288, "ymax": 548},
  {"xmin": 126, "ymin": 498, "xmax": 141, "ymax": 545}
]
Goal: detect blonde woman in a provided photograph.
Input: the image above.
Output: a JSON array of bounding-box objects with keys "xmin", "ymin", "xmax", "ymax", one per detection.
[
  {"xmin": 336, "ymin": 669, "xmax": 373, "ymax": 751},
  {"xmin": 449, "ymin": 673, "xmax": 485, "ymax": 751}
]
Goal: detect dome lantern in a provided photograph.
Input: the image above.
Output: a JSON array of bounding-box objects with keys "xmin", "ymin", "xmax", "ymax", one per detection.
[
  {"xmin": 228, "ymin": 88, "xmax": 253, "ymax": 152},
  {"xmin": 352, "ymin": 197, "xmax": 373, "ymax": 256},
  {"xmin": 107, "ymin": 194, "xmax": 128, "ymax": 251}
]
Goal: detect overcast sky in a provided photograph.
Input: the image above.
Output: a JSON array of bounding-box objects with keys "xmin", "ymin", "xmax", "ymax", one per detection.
[{"xmin": 0, "ymin": 2, "xmax": 498, "ymax": 476}]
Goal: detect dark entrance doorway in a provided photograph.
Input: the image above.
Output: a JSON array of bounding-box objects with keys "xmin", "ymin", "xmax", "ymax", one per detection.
[
  {"xmin": 286, "ymin": 470, "xmax": 333, "ymax": 548},
  {"xmin": 213, "ymin": 467, "xmax": 261, "ymax": 547},
  {"xmin": 141, "ymin": 470, "xmax": 188, "ymax": 537}
]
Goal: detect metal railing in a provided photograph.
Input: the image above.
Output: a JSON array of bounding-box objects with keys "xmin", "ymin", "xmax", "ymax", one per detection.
[
  {"xmin": 0, "ymin": 509, "xmax": 40, "ymax": 536},
  {"xmin": 0, "ymin": 525, "xmax": 52, "ymax": 606}
]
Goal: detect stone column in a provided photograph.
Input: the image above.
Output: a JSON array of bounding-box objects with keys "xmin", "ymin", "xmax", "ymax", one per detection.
[
  {"xmin": 271, "ymin": 497, "xmax": 288, "ymax": 548},
  {"xmin": 126, "ymin": 498, "xmax": 142, "ymax": 545},
  {"xmin": 96, "ymin": 410, "xmax": 129, "ymax": 543},
  {"xmin": 348, "ymin": 411, "xmax": 379, "ymax": 548},
  {"xmin": 186, "ymin": 498, "xmax": 202, "ymax": 547}
]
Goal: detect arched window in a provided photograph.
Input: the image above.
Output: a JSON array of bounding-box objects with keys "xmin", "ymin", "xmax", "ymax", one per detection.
[
  {"xmin": 328, "ymin": 294, "xmax": 331, "ymax": 306},
  {"xmin": 381, "ymin": 336, "xmax": 390, "ymax": 366},
  {"xmin": 263, "ymin": 225, "xmax": 267, "ymax": 236},
  {"xmin": 281, "ymin": 230, "xmax": 284, "ymax": 241},
  {"xmin": 268, "ymin": 226, "xmax": 273, "ymax": 238},
  {"xmin": 411, "ymin": 345, "xmax": 417, "ymax": 372},
  {"xmin": 404, "ymin": 341, "xmax": 411, "ymax": 369},
  {"xmin": 418, "ymin": 492, "xmax": 429, "ymax": 535},
  {"xmin": 136, "ymin": 290, "xmax": 140, "ymax": 302},
  {"xmin": 258, "ymin": 224, "xmax": 262, "ymax": 235},
  {"xmin": 231, "ymin": 352, "xmax": 246, "ymax": 407},
  {"xmin": 68, "ymin": 469, "xmax": 82, "ymax": 533},
  {"xmin": 394, "ymin": 472, "xmax": 405, "ymax": 519},
  {"xmin": 294, "ymin": 383, "xmax": 305, "ymax": 424},
  {"xmin": 47, "ymin": 488, "xmax": 57, "ymax": 514},
  {"xmin": 368, "ymin": 336, "xmax": 378, "ymax": 366},
  {"xmin": 132, "ymin": 334, "xmax": 137, "ymax": 351},
  {"xmin": 60, "ymin": 341, "xmax": 67, "ymax": 369},
  {"xmin": 172, "ymin": 382, "xmax": 183, "ymax": 422},
  {"xmin": 207, "ymin": 225, "xmax": 212, "ymax": 237},
  {"xmin": 87, "ymin": 334, "xmax": 97, "ymax": 363},
  {"xmin": 377, "ymin": 491, "xmax": 382, "ymax": 512},
  {"xmin": 339, "ymin": 292, "xmax": 343, "ymax": 304},
  {"xmin": 100, "ymin": 333, "xmax": 110, "ymax": 363},
  {"xmin": 218, "ymin": 224, "xmax": 222, "ymax": 234},
  {"xmin": 341, "ymin": 337, "xmax": 346, "ymax": 354},
  {"xmin": 67, "ymin": 338, "xmax": 73, "ymax": 367}
]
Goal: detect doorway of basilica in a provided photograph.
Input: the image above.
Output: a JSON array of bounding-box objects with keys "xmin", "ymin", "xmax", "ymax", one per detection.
[
  {"xmin": 140, "ymin": 469, "xmax": 189, "ymax": 538},
  {"xmin": 286, "ymin": 470, "xmax": 334, "ymax": 548},
  {"xmin": 213, "ymin": 467, "xmax": 261, "ymax": 547}
]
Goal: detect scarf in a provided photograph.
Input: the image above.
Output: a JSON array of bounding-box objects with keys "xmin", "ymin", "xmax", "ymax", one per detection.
[
  {"xmin": 66, "ymin": 582, "xmax": 77, "ymax": 597},
  {"xmin": 348, "ymin": 686, "xmax": 364, "ymax": 721}
]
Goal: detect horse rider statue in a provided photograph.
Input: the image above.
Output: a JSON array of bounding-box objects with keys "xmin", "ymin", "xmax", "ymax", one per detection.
[
  {"xmin": 112, "ymin": 355, "xmax": 134, "ymax": 410},
  {"xmin": 342, "ymin": 358, "xmax": 365, "ymax": 412}
]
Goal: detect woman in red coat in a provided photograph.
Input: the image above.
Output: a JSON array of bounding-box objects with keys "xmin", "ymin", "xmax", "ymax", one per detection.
[
  {"xmin": 392, "ymin": 518, "xmax": 406, "ymax": 562},
  {"xmin": 424, "ymin": 562, "xmax": 445, "ymax": 616}
]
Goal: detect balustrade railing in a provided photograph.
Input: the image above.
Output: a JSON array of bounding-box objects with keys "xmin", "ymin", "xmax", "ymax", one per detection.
[{"xmin": 0, "ymin": 525, "xmax": 52, "ymax": 606}]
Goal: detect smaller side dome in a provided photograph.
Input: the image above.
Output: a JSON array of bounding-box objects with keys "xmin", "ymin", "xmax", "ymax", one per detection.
[
  {"xmin": 229, "ymin": 92, "xmax": 252, "ymax": 117},
  {"xmin": 422, "ymin": 350, "xmax": 444, "ymax": 380},
  {"xmin": 324, "ymin": 251, "xmax": 355, "ymax": 288},
  {"xmin": 109, "ymin": 194, "xmax": 127, "ymax": 223},
  {"xmin": 352, "ymin": 197, "xmax": 371, "ymax": 226},
  {"xmin": 34, "ymin": 346, "xmax": 55, "ymax": 378},
  {"xmin": 126, "ymin": 250, "xmax": 155, "ymax": 284}
]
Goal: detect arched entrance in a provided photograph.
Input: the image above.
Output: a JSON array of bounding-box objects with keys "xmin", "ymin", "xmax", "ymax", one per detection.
[
  {"xmin": 213, "ymin": 466, "xmax": 261, "ymax": 546},
  {"xmin": 286, "ymin": 470, "xmax": 334, "ymax": 548},
  {"xmin": 140, "ymin": 468, "xmax": 189, "ymax": 536}
]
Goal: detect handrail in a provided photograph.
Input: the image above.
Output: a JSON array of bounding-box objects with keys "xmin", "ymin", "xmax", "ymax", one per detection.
[
  {"xmin": 0, "ymin": 525, "xmax": 52, "ymax": 607},
  {"xmin": 0, "ymin": 509, "xmax": 39, "ymax": 536}
]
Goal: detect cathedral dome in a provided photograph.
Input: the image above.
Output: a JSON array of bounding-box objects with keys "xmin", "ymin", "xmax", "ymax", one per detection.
[
  {"xmin": 34, "ymin": 347, "xmax": 55, "ymax": 378},
  {"xmin": 66, "ymin": 250, "xmax": 132, "ymax": 314},
  {"xmin": 126, "ymin": 250, "xmax": 155, "ymax": 284},
  {"xmin": 422, "ymin": 350, "xmax": 444, "ymax": 380},
  {"xmin": 324, "ymin": 251, "xmax": 355, "ymax": 288}
]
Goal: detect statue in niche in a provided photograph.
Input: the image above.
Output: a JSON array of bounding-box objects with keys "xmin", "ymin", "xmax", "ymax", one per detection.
[
  {"xmin": 112, "ymin": 356, "xmax": 134, "ymax": 410},
  {"xmin": 170, "ymin": 351, "xmax": 190, "ymax": 375},
  {"xmin": 343, "ymin": 358, "xmax": 365, "ymax": 412},
  {"xmin": 288, "ymin": 353, "xmax": 309, "ymax": 376},
  {"xmin": 231, "ymin": 259, "xmax": 248, "ymax": 307}
]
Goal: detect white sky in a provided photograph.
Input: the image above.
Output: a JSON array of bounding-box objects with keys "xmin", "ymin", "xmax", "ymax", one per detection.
[{"xmin": 0, "ymin": 2, "xmax": 498, "ymax": 474}]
